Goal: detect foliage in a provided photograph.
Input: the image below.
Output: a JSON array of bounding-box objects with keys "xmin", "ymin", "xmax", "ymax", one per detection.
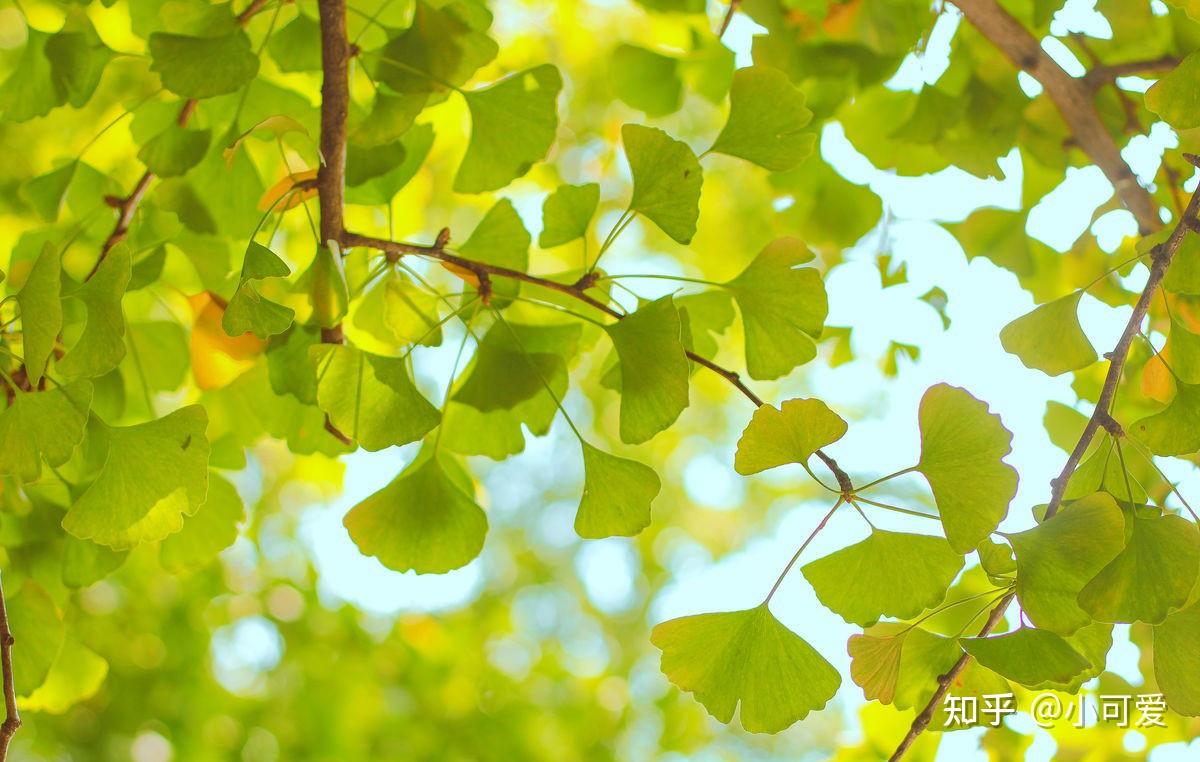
[{"xmin": 2, "ymin": 0, "xmax": 1200, "ymax": 759}]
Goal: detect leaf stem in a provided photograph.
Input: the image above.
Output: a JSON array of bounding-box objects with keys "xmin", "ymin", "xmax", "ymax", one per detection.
[
  {"xmin": 763, "ymin": 498, "xmax": 843, "ymax": 605},
  {"xmin": 854, "ymin": 496, "xmax": 940, "ymax": 521},
  {"xmin": 856, "ymin": 465, "xmax": 919, "ymax": 492},
  {"xmin": 493, "ymin": 309, "xmax": 584, "ymax": 442}
]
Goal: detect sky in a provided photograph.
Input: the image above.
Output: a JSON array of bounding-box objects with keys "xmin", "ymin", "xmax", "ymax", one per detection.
[{"xmin": 210, "ymin": 1, "xmax": 1200, "ymax": 758}]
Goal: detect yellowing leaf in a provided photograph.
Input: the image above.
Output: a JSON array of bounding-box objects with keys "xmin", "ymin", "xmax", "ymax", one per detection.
[
  {"xmin": 189, "ymin": 292, "xmax": 263, "ymax": 390},
  {"xmin": 651, "ymin": 604, "xmax": 840, "ymax": 733},
  {"xmin": 257, "ymin": 168, "xmax": 319, "ymax": 212},
  {"xmin": 999, "ymin": 291, "xmax": 1096, "ymax": 376}
]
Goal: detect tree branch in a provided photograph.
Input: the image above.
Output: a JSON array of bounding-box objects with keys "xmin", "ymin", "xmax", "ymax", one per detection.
[
  {"xmin": 888, "ymin": 592, "xmax": 1014, "ymax": 762},
  {"xmin": 316, "ymin": 0, "xmax": 349, "ymax": 244},
  {"xmin": 0, "ymin": 575, "xmax": 21, "ymax": 762},
  {"xmin": 1084, "ymin": 55, "xmax": 1180, "ymax": 88},
  {"xmin": 950, "ymin": 0, "xmax": 1160, "ymax": 234}
]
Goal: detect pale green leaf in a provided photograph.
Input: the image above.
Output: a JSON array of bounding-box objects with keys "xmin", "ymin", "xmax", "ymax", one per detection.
[
  {"xmin": 1154, "ymin": 600, "xmax": 1200, "ymax": 715},
  {"xmin": 453, "ymin": 322, "xmax": 580, "ymax": 412},
  {"xmin": 610, "ymin": 45, "xmax": 682, "ymax": 117},
  {"xmin": 160, "ymin": 472, "xmax": 245, "ymax": 572},
  {"xmin": 1131, "ymin": 381, "xmax": 1200, "ymax": 456},
  {"xmin": 651, "ymin": 604, "xmax": 840, "ymax": 733},
  {"xmin": 999, "ymin": 291, "xmax": 1096, "ymax": 376},
  {"xmin": 916, "ymin": 384, "xmax": 1018, "ymax": 553},
  {"xmin": 222, "ymin": 282, "xmax": 295, "ymax": 339},
  {"xmin": 0, "ymin": 380, "xmax": 92, "ymax": 482},
  {"xmin": 539, "ymin": 183, "xmax": 599, "ymax": 248},
  {"xmin": 575, "ymin": 442, "xmax": 660, "ymax": 539},
  {"xmin": 9, "ymin": 582, "xmax": 65, "ymax": 698},
  {"xmin": 960, "ymin": 628, "xmax": 1091, "ymax": 688},
  {"xmin": 62, "ymin": 535, "xmax": 127, "ymax": 589},
  {"xmin": 733, "ymin": 397, "xmax": 847, "ymax": 475},
  {"xmin": 710, "ymin": 66, "xmax": 814, "ymax": 171},
  {"xmin": 18, "ymin": 636, "xmax": 107, "ymax": 714},
  {"xmin": 623, "ymin": 123, "xmax": 703, "ymax": 244},
  {"xmin": 22, "ymin": 161, "xmax": 77, "ymax": 222},
  {"xmin": 58, "ymin": 244, "xmax": 131, "ymax": 379},
  {"xmin": 16, "ymin": 243, "xmax": 63, "ymax": 385},
  {"xmin": 1145, "ymin": 51, "xmax": 1200, "ymax": 130}
]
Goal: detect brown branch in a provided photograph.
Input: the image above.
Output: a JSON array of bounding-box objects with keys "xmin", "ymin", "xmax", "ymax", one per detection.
[
  {"xmin": 316, "ymin": 0, "xmax": 349, "ymax": 243},
  {"xmin": 339, "ymin": 232, "xmax": 854, "ymax": 490},
  {"xmin": 0, "ymin": 575, "xmax": 21, "ymax": 761},
  {"xmin": 888, "ymin": 592, "xmax": 1014, "ymax": 762},
  {"xmin": 1084, "ymin": 55, "xmax": 1180, "ymax": 88},
  {"xmin": 950, "ymin": 0, "xmax": 1160, "ymax": 234},
  {"xmin": 718, "ymin": 0, "xmax": 740, "ymax": 37}
]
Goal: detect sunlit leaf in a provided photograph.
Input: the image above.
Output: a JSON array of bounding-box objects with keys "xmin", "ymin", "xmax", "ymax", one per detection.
[
  {"xmin": 623, "ymin": 124, "xmax": 703, "ymax": 244},
  {"xmin": 734, "ymin": 397, "xmax": 847, "ymax": 475},
  {"xmin": 999, "ymin": 291, "xmax": 1096, "ymax": 376},
  {"xmin": 575, "ymin": 442, "xmax": 660, "ymax": 539},
  {"xmin": 602, "ymin": 296, "xmax": 690, "ymax": 444},
  {"xmin": 710, "ymin": 66, "xmax": 814, "ymax": 171}
]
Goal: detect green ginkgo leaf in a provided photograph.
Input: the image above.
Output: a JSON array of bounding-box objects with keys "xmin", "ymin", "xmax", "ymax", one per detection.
[
  {"xmin": 602, "ymin": 296, "xmax": 690, "ymax": 444},
  {"xmin": 19, "ymin": 635, "xmax": 108, "ymax": 714},
  {"xmin": 137, "ymin": 124, "xmax": 212, "ymax": 178},
  {"xmin": 1154, "ymin": 601, "xmax": 1200, "ymax": 715},
  {"xmin": 848, "ymin": 625, "xmax": 960, "ymax": 709},
  {"xmin": 22, "ymin": 161, "xmax": 77, "ymax": 221},
  {"xmin": 999, "ymin": 291, "xmax": 1096, "ymax": 376},
  {"xmin": 15, "ymin": 243, "xmax": 63, "ymax": 385},
  {"xmin": 62, "ymin": 536, "xmax": 127, "ymax": 589},
  {"xmin": 977, "ymin": 537, "xmax": 1017, "ymax": 579},
  {"xmin": 268, "ymin": 13, "xmax": 322, "ymax": 72},
  {"xmin": 916, "ymin": 384, "xmax": 1018, "ymax": 553},
  {"xmin": 960, "ymin": 628, "xmax": 1091, "ymax": 688},
  {"xmin": 0, "ymin": 31, "xmax": 60, "ymax": 121},
  {"xmin": 1007, "ymin": 492, "xmax": 1125, "ymax": 635},
  {"xmin": 455, "ymin": 65, "xmax": 561, "ymax": 193},
  {"xmin": 710, "ymin": 66, "xmax": 814, "ymax": 171},
  {"xmin": 45, "ymin": 15, "xmax": 113, "ymax": 108},
  {"xmin": 223, "ymin": 241, "xmax": 295, "ymax": 339},
  {"xmin": 1077, "ymin": 507, "xmax": 1199, "ymax": 624},
  {"xmin": 149, "ymin": 29, "xmax": 260, "ymax": 99},
  {"xmin": 1131, "ymin": 381, "xmax": 1200, "ymax": 455},
  {"xmin": 343, "ymin": 451, "xmax": 487, "ymax": 574},
  {"xmin": 0, "ymin": 380, "xmax": 92, "ymax": 482},
  {"xmin": 651, "ymin": 604, "xmax": 840, "ymax": 733},
  {"xmin": 1145, "ymin": 51, "xmax": 1200, "ymax": 130},
  {"xmin": 1063, "ymin": 437, "xmax": 1148, "ymax": 503},
  {"xmin": 458, "ymin": 199, "xmax": 530, "ymax": 303},
  {"xmin": 803, "ymin": 531, "xmax": 963, "ymax": 627},
  {"xmin": 241, "ymin": 240, "xmax": 291, "ymax": 280},
  {"xmin": 371, "ymin": 1, "xmax": 498, "ymax": 96},
  {"xmin": 539, "ymin": 183, "xmax": 600, "ymax": 248},
  {"xmin": 610, "ymin": 45, "xmax": 683, "ymax": 117},
  {"xmin": 8, "ymin": 582, "xmax": 65, "ymax": 698},
  {"xmin": 312, "ymin": 344, "xmax": 440, "ymax": 452},
  {"xmin": 159, "ymin": 472, "xmax": 245, "ymax": 573},
  {"xmin": 58, "ymin": 244, "xmax": 131, "ymax": 379},
  {"xmin": 623, "ymin": 123, "xmax": 703, "ymax": 244},
  {"xmin": 61, "ymin": 405, "xmax": 210, "ymax": 549},
  {"xmin": 297, "ymin": 243, "xmax": 349, "ymax": 329},
  {"xmin": 453, "ymin": 322, "xmax": 580, "ymax": 412},
  {"xmin": 575, "ymin": 442, "xmax": 661, "ymax": 539},
  {"xmin": 725, "ymin": 237, "xmax": 827, "ymax": 381},
  {"xmin": 733, "ymin": 397, "xmax": 847, "ymax": 475},
  {"xmin": 1163, "ymin": 236, "xmax": 1200, "ymax": 295}
]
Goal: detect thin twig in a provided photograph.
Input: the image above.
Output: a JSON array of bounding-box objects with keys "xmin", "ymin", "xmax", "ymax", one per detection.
[{"xmin": 0, "ymin": 575, "xmax": 20, "ymax": 761}]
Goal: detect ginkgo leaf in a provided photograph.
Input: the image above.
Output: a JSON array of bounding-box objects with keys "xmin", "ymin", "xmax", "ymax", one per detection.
[
  {"xmin": 18, "ymin": 635, "xmax": 107, "ymax": 714},
  {"xmin": 725, "ymin": 238, "xmax": 827, "ymax": 381},
  {"xmin": 379, "ymin": 272, "xmax": 444, "ymax": 346},
  {"xmin": 1131, "ymin": 381, "xmax": 1200, "ymax": 456},
  {"xmin": 610, "ymin": 45, "xmax": 683, "ymax": 117},
  {"xmin": 223, "ymin": 241, "xmax": 295, "ymax": 339},
  {"xmin": 1154, "ymin": 601, "xmax": 1200, "ymax": 715},
  {"xmin": 1145, "ymin": 51, "xmax": 1200, "ymax": 130},
  {"xmin": 312, "ymin": 344, "xmax": 440, "ymax": 451},
  {"xmin": 999, "ymin": 291, "xmax": 1096, "ymax": 376},
  {"xmin": 623, "ymin": 124, "xmax": 703, "ymax": 244},
  {"xmin": 22, "ymin": 161, "xmax": 76, "ymax": 221},
  {"xmin": 847, "ymin": 631, "xmax": 905, "ymax": 704},
  {"xmin": 540, "ymin": 183, "xmax": 600, "ymax": 248},
  {"xmin": 137, "ymin": 124, "xmax": 211, "ymax": 177},
  {"xmin": 8, "ymin": 582, "xmax": 65, "ymax": 697},
  {"xmin": 1077, "ymin": 507, "xmax": 1199, "ymax": 624},
  {"xmin": 62, "ymin": 536, "xmax": 127, "ymax": 589},
  {"xmin": 454, "ymin": 322, "xmax": 579, "ymax": 412},
  {"xmin": 651, "ymin": 604, "xmax": 840, "ymax": 733},
  {"xmin": 709, "ymin": 66, "xmax": 814, "ymax": 171},
  {"xmin": 455, "ymin": 65, "xmax": 561, "ymax": 193},
  {"xmin": 0, "ymin": 380, "xmax": 92, "ymax": 482},
  {"xmin": 297, "ymin": 243, "xmax": 349, "ymax": 328},
  {"xmin": 457, "ymin": 199, "xmax": 530, "ymax": 302},
  {"xmin": 977, "ymin": 537, "xmax": 1017, "ymax": 579},
  {"xmin": 343, "ymin": 451, "xmax": 487, "ymax": 574},
  {"xmin": 257, "ymin": 169, "xmax": 319, "ymax": 212},
  {"xmin": 58, "ymin": 244, "xmax": 131, "ymax": 379},
  {"xmin": 575, "ymin": 442, "xmax": 660, "ymax": 539},
  {"xmin": 371, "ymin": 1, "xmax": 498, "ymax": 95},
  {"xmin": 160, "ymin": 472, "xmax": 245, "ymax": 572},
  {"xmin": 241, "ymin": 240, "xmax": 290, "ymax": 280},
  {"xmin": 960, "ymin": 628, "xmax": 1091, "ymax": 688},
  {"xmin": 1063, "ymin": 437, "xmax": 1148, "ymax": 503},
  {"xmin": 0, "ymin": 31, "xmax": 59, "ymax": 121},
  {"xmin": 149, "ymin": 29, "xmax": 260, "ymax": 99},
  {"xmin": 62, "ymin": 406, "xmax": 211, "ymax": 549},
  {"xmin": 603, "ymin": 296, "xmax": 690, "ymax": 444},
  {"xmin": 1163, "ymin": 236, "xmax": 1200, "ymax": 295},
  {"xmin": 733, "ymin": 397, "xmax": 847, "ymax": 475},
  {"xmin": 16, "ymin": 243, "xmax": 63, "ymax": 384},
  {"xmin": 848, "ymin": 624, "xmax": 960, "ymax": 708},
  {"xmin": 1007, "ymin": 492, "xmax": 1125, "ymax": 635},
  {"xmin": 802, "ymin": 531, "xmax": 963, "ymax": 627},
  {"xmin": 46, "ymin": 18, "xmax": 113, "ymax": 108},
  {"xmin": 916, "ymin": 384, "xmax": 1018, "ymax": 553}
]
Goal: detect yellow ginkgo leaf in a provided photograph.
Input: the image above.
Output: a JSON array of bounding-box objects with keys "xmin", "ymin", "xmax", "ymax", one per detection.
[
  {"xmin": 188, "ymin": 292, "xmax": 264, "ymax": 390},
  {"xmin": 257, "ymin": 168, "xmax": 319, "ymax": 212}
]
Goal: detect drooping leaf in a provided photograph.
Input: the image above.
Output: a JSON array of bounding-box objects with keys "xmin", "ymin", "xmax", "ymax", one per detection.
[
  {"xmin": 960, "ymin": 628, "xmax": 1091, "ymax": 688},
  {"xmin": 312, "ymin": 344, "xmax": 440, "ymax": 451},
  {"xmin": 15, "ymin": 243, "xmax": 63, "ymax": 385},
  {"xmin": 58, "ymin": 244, "xmax": 132, "ymax": 379},
  {"xmin": 62, "ymin": 405, "xmax": 211, "ymax": 549},
  {"xmin": 1077, "ymin": 507, "xmax": 1199, "ymax": 624},
  {"xmin": 22, "ymin": 161, "xmax": 77, "ymax": 221},
  {"xmin": 0, "ymin": 380, "xmax": 92, "ymax": 482},
  {"xmin": 540, "ymin": 183, "xmax": 600, "ymax": 248},
  {"xmin": 297, "ymin": 243, "xmax": 349, "ymax": 328},
  {"xmin": 848, "ymin": 625, "xmax": 960, "ymax": 708},
  {"xmin": 724, "ymin": 238, "xmax": 827, "ymax": 381},
  {"xmin": 455, "ymin": 65, "xmax": 561, "ymax": 193},
  {"xmin": 602, "ymin": 296, "xmax": 690, "ymax": 444},
  {"xmin": 453, "ymin": 322, "xmax": 580, "ymax": 412},
  {"xmin": 733, "ymin": 397, "xmax": 847, "ymax": 475},
  {"xmin": 610, "ymin": 45, "xmax": 683, "ymax": 116},
  {"xmin": 710, "ymin": 66, "xmax": 814, "ymax": 171},
  {"xmin": 1154, "ymin": 601, "xmax": 1200, "ymax": 715},
  {"xmin": 916, "ymin": 384, "xmax": 1018, "ymax": 553},
  {"xmin": 623, "ymin": 124, "xmax": 703, "ymax": 244},
  {"xmin": 343, "ymin": 451, "xmax": 487, "ymax": 574},
  {"xmin": 8, "ymin": 582, "xmax": 65, "ymax": 698},
  {"xmin": 1131, "ymin": 381, "xmax": 1200, "ymax": 456},
  {"xmin": 575, "ymin": 442, "xmax": 660, "ymax": 539},
  {"xmin": 223, "ymin": 241, "xmax": 295, "ymax": 339},
  {"xmin": 999, "ymin": 291, "xmax": 1097, "ymax": 376},
  {"xmin": 651, "ymin": 604, "xmax": 840, "ymax": 733},
  {"xmin": 1007, "ymin": 492, "xmax": 1125, "ymax": 634},
  {"xmin": 149, "ymin": 29, "xmax": 260, "ymax": 99},
  {"xmin": 160, "ymin": 472, "xmax": 245, "ymax": 572},
  {"xmin": 802, "ymin": 531, "xmax": 963, "ymax": 627}
]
